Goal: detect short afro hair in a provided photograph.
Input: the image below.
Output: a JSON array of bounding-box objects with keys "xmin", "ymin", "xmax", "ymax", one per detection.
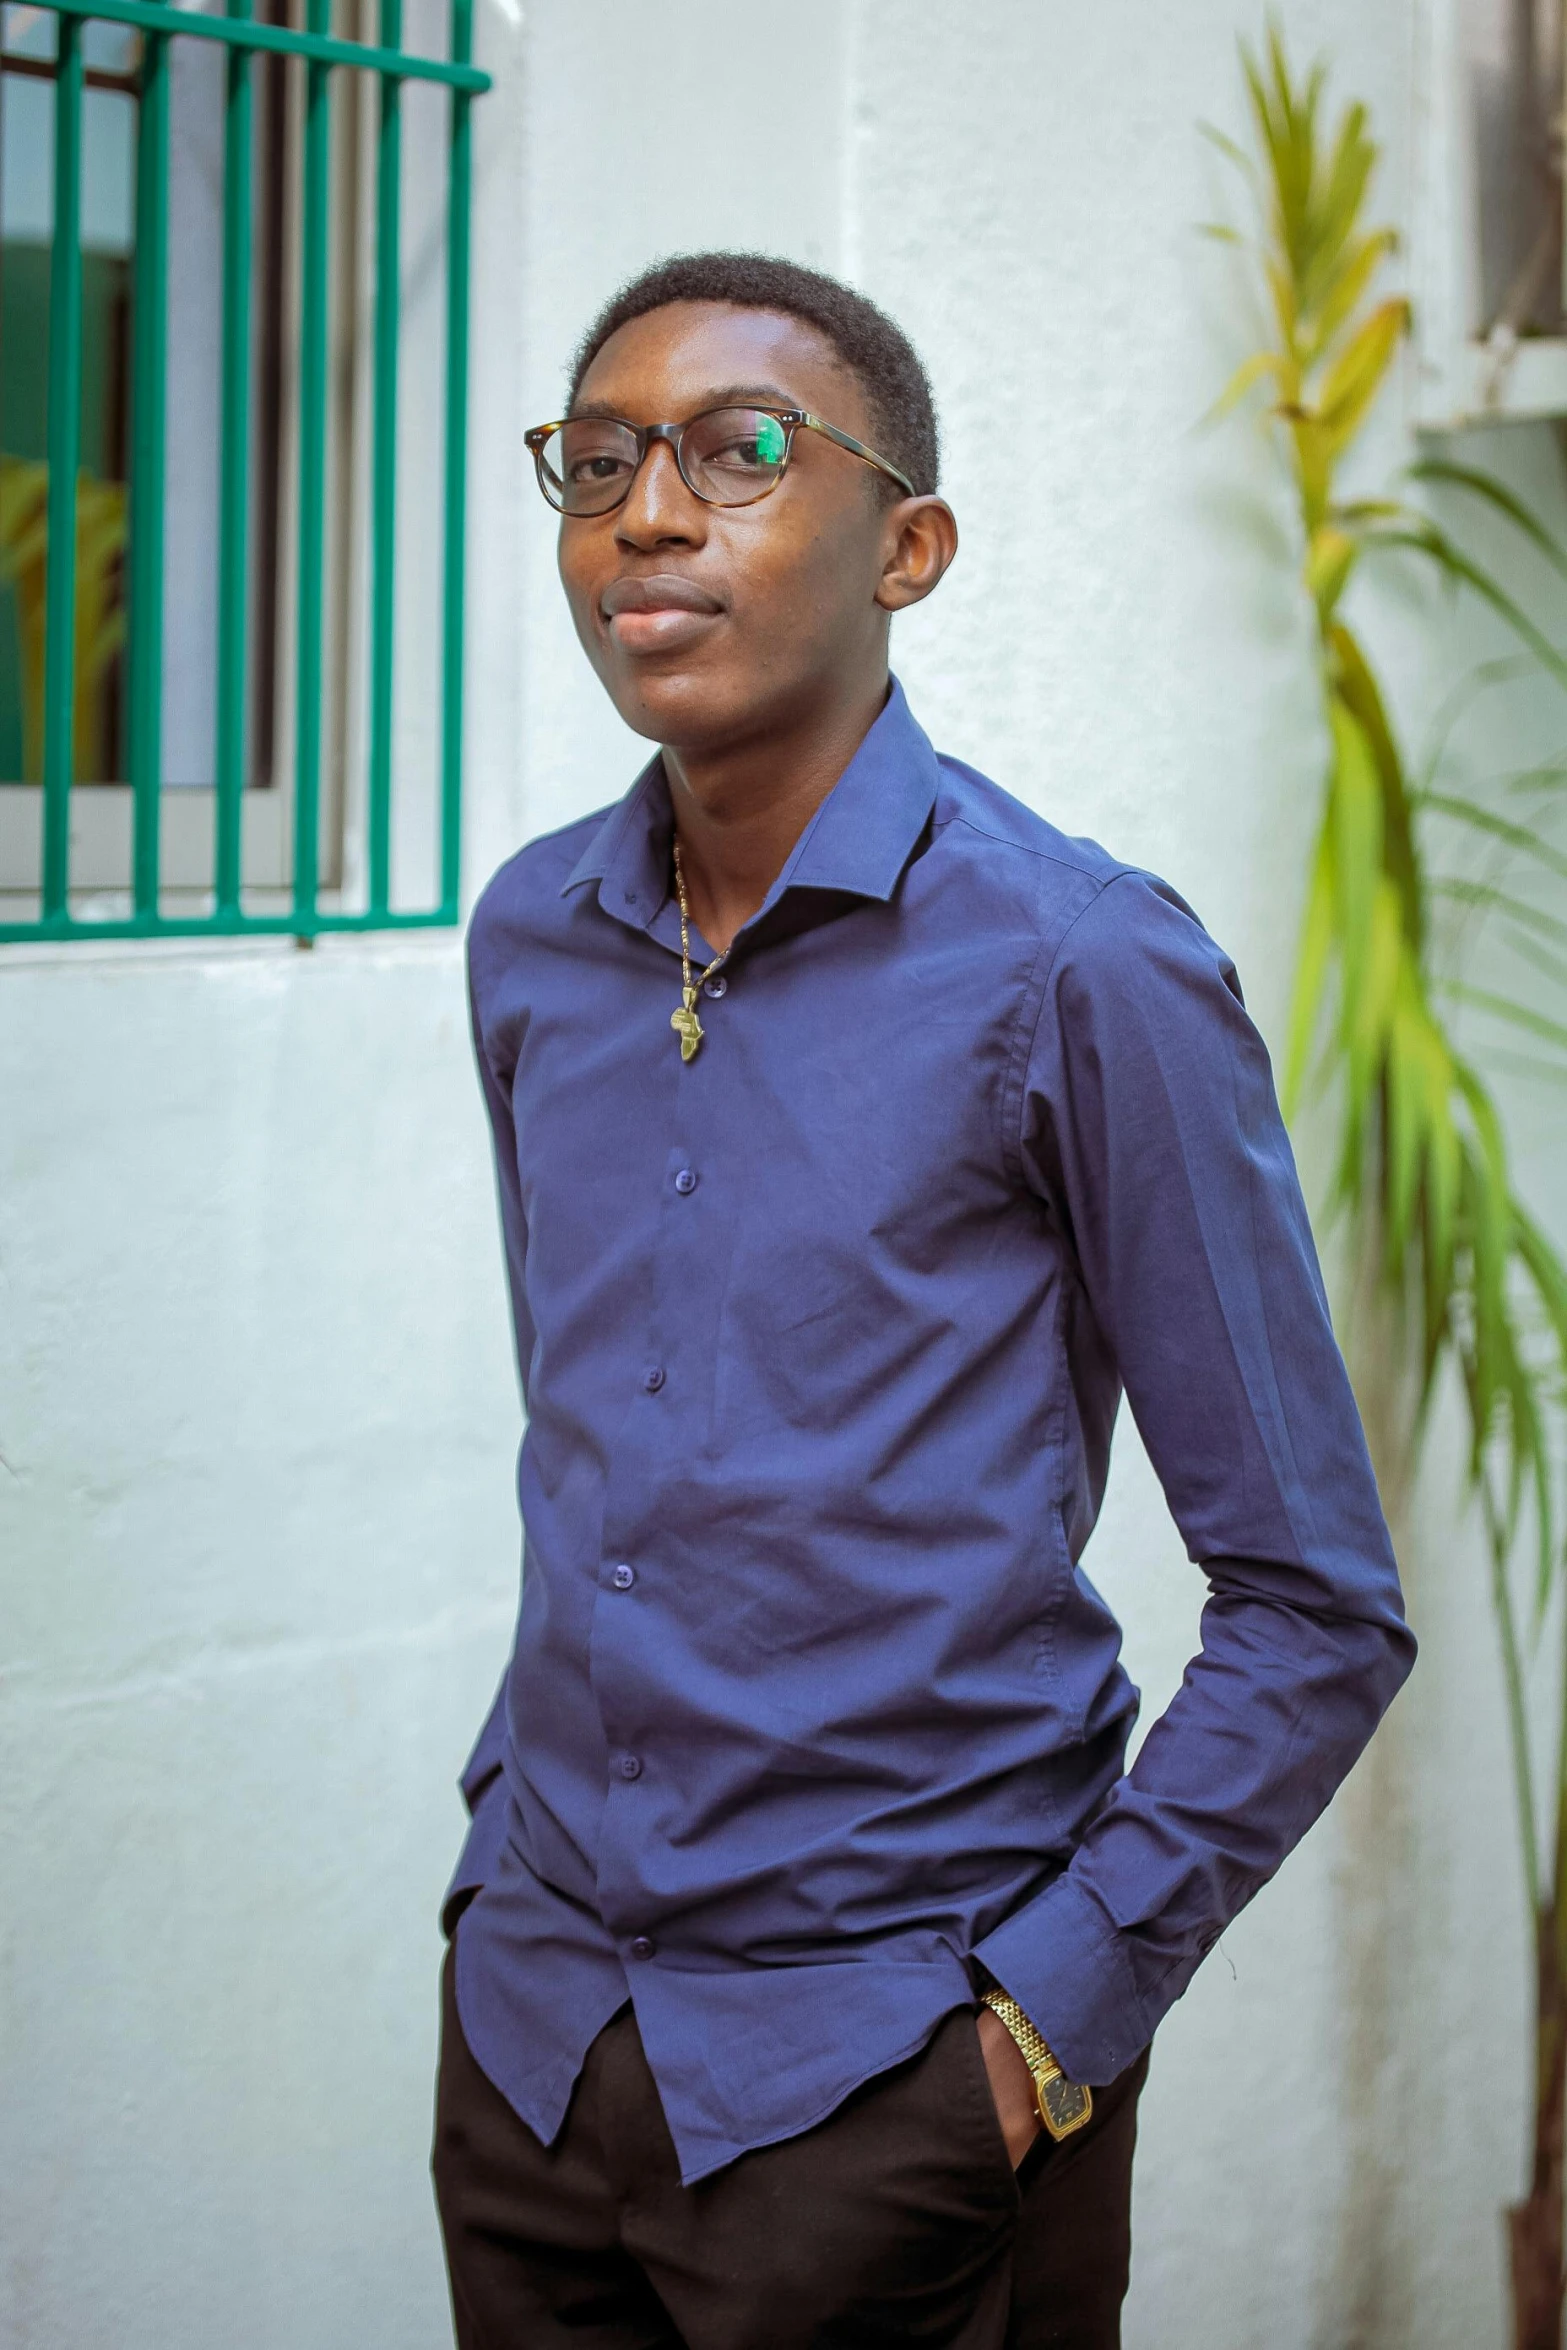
[{"xmin": 567, "ymin": 252, "xmax": 939, "ymax": 498}]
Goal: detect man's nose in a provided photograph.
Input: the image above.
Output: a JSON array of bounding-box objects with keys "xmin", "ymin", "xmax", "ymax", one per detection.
[{"xmin": 615, "ymin": 436, "xmax": 705, "ymax": 550}]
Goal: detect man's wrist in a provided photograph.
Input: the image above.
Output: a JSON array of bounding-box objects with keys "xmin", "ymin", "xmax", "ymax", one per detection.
[{"xmin": 977, "ymin": 1982, "xmax": 1094, "ymax": 2142}]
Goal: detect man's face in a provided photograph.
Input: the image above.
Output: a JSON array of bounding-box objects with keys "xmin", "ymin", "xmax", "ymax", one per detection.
[{"xmin": 555, "ymin": 302, "xmax": 933, "ymax": 755}]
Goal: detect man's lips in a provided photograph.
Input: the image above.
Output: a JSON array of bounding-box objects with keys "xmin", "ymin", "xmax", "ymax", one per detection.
[{"xmin": 600, "ymin": 572, "xmax": 724, "ymax": 654}]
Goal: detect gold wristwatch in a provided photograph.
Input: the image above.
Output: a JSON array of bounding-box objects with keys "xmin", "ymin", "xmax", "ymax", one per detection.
[{"xmin": 979, "ymin": 1986, "xmax": 1094, "ymax": 2142}]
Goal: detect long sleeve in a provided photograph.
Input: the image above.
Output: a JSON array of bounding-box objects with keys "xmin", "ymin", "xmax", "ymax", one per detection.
[
  {"xmin": 467, "ymin": 924, "xmax": 537, "ymax": 1417},
  {"xmin": 440, "ymin": 931, "xmax": 536, "ymax": 1932},
  {"xmin": 973, "ymin": 871, "xmax": 1416, "ymax": 2082}
]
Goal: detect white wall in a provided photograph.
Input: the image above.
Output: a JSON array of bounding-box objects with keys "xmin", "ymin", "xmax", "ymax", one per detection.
[{"xmin": 4, "ymin": 4, "xmax": 1564, "ymax": 2345}]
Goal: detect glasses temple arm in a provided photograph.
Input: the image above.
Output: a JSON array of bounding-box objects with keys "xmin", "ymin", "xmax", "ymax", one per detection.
[{"xmin": 799, "ymin": 413, "xmax": 917, "ymax": 499}]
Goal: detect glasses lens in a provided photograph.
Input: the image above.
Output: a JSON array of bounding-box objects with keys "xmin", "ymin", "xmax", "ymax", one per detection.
[
  {"xmin": 539, "ymin": 419, "xmax": 640, "ymax": 514},
  {"xmin": 681, "ymin": 408, "xmax": 789, "ymax": 506}
]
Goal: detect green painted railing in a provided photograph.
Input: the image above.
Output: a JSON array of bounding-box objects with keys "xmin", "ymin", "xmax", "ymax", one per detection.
[{"xmin": 1, "ymin": 0, "xmax": 489, "ymax": 944}]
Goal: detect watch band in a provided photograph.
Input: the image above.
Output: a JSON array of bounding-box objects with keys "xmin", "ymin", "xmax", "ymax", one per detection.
[{"xmin": 980, "ymin": 1987, "xmax": 1094, "ymax": 2141}]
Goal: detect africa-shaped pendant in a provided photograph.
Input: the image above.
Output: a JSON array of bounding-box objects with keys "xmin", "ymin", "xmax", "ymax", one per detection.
[{"xmin": 671, "ymin": 985, "xmax": 704, "ymax": 1063}]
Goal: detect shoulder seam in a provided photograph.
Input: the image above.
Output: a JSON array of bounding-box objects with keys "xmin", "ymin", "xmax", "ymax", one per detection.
[
  {"xmin": 999, "ymin": 869, "xmax": 1145, "ymax": 1187},
  {"xmin": 943, "ymin": 808, "xmax": 1135, "ymax": 889}
]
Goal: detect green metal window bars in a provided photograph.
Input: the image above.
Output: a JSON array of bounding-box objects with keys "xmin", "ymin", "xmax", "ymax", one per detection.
[{"xmin": 0, "ymin": 0, "xmax": 489, "ymax": 944}]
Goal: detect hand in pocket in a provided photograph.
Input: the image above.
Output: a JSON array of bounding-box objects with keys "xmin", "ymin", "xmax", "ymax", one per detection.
[{"xmin": 976, "ymin": 2005, "xmax": 1041, "ymax": 2168}]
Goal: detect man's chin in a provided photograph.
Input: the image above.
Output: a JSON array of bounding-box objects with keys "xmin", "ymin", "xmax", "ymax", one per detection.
[{"xmin": 600, "ymin": 664, "xmax": 756, "ymax": 753}]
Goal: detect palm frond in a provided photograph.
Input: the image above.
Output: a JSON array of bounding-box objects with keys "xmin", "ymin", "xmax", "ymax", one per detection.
[
  {"xmin": 1373, "ymin": 520, "xmax": 1567, "ymax": 695},
  {"xmin": 1409, "ymin": 457, "xmax": 1567, "ymax": 587},
  {"xmin": 1442, "ymin": 981, "xmax": 1567, "ymax": 1058},
  {"xmin": 1420, "ymin": 791, "xmax": 1567, "ymax": 887}
]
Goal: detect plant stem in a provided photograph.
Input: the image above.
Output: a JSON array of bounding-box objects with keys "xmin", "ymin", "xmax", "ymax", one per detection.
[{"xmin": 1486, "ymin": 1476, "xmax": 1545, "ymax": 1915}]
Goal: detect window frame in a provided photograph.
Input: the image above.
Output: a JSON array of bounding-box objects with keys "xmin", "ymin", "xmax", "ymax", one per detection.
[
  {"xmin": 0, "ymin": 0, "xmax": 486, "ymax": 943},
  {"xmin": 1411, "ymin": 0, "xmax": 1567, "ymax": 428}
]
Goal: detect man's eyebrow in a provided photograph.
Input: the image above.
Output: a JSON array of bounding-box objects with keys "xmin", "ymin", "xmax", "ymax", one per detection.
[{"xmin": 565, "ymin": 382, "xmax": 804, "ymax": 422}]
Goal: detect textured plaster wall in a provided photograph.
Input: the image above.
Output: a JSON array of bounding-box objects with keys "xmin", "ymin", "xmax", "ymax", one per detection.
[{"xmin": 3, "ymin": 4, "xmax": 1565, "ymax": 2346}]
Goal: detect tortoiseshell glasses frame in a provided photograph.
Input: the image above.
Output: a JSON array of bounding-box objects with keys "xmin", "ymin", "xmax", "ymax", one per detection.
[{"xmin": 524, "ymin": 404, "xmax": 917, "ymax": 517}]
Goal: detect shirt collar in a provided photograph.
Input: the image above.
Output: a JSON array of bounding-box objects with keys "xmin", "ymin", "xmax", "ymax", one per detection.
[{"xmin": 560, "ymin": 678, "xmax": 940, "ymax": 934}]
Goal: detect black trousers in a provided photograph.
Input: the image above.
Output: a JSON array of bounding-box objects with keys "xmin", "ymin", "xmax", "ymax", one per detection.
[{"xmin": 433, "ymin": 1944, "xmax": 1148, "ymax": 2350}]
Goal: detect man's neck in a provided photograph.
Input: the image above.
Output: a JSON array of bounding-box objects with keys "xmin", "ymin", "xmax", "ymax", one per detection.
[{"xmin": 663, "ymin": 674, "xmax": 889, "ymax": 955}]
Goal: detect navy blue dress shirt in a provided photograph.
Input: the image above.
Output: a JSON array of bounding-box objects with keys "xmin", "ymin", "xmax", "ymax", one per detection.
[{"xmin": 449, "ymin": 680, "xmax": 1414, "ymax": 2185}]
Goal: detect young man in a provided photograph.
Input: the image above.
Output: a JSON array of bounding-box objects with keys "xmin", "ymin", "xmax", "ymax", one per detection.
[{"xmin": 433, "ymin": 253, "xmax": 1414, "ymax": 2349}]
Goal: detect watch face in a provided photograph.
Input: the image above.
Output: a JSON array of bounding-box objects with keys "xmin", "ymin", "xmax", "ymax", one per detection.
[{"xmin": 1038, "ymin": 2074, "xmax": 1093, "ymax": 2141}]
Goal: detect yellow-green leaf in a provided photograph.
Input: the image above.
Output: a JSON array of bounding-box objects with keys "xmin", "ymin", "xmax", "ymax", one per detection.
[
  {"xmin": 1305, "ymin": 523, "xmax": 1357, "ymax": 618},
  {"xmin": 1317, "ymin": 297, "xmax": 1409, "ymax": 446},
  {"xmin": 1205, "ymin": 347, "xmax": 1286, "ymax": 425},
  {"xmin": 1285, "ymin": 819, "xmax": 1335, "ymax": 1116},
  {"xmin": 1305, "ymin": 228, "xmax": 1397, "ymax": 366}
]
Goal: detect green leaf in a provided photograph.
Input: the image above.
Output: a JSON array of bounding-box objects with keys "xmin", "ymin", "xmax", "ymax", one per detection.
[
  {"xmin": 1199, "ymin": 119, "xmax": 1260, "ymax": 182},
  {"xmin": 1316, "ymin": 298, "xmax": 1409, "ymax": 446},
  {"xmin": 1204, "ymin": 347, "xmax": 1286, "ymax": 424},
  {"xmin": 1330, "ymin": 622, "xmax": 1422, "ymax": 943},
  {"xmin": 1504, "ymin": 758, "xmax": 1567, "ymax": 794},
  {"xmin": 1285, "ymin": 818, "xmax": 1335, "ymax": 1115},
  {"xmin": 1347, "ymin": 874, "xmax": 1404, "ymax": 1114},
  {"xmin": 1305, "ymin": 523, "xmax": 1358, "ymax": 616},
  {"xmin": 1384, "ymin": 987, "xmax": 1426, "ymax": 1257},
  {"xmin": 1516, "ymin": 1202, "xmax": 1567, "ymax": 1346},
  {"xmin": 1306, "ymin": 230, "xmax": 1397, "ymax": 366},
  {"xmin": 1483, "ymin": 1050, "xmax": 1567, "ymax": 1091},
  {"xmin": 1442, "ymin": 981, "xmax": 1567, "ymax": 1056},
  {"xmin": 1374, "ymin": 523, "xmax": 1567, "ymax": 695},
  {"xmin": 1420, "ymin": 791, "xmax": 1567, "ymax": 888},
  {"xmin": 1409, "ymin": 457, "xmax": 1567, "ymax": 586},
  {"xmin": 1501, "ymin": 1338, "xmax": 1552, "ymax": 1610},
  {"xmin": 1511, "ymin": 1205, "xmax": 1567, "ymax": 1606},
  {"xmin": 1333, "ymin": 497, "xmax": 1405, "ymax": 525},
  {"xmin": 1422, "ymin": 1035, "xmax": 1462, "ymax": 1333},
  {"xmin": 1265, "ymin": 256, "xmax": 1300, "ymax": 355},
  {"xmin": 1455, "ymin": 1101, "xmax": 1509, "ymax": 1450},
  {"xmin": 1430, "ymin": 877, "xmax": 1567, "ymax": 954},
  {"xmin": 1417, "ymin": 655, "xmax": 1538, "ymax": 788},
  {"xmin": 1500, "ymin": 926, "xmax": 1567, "ymax": 1000},
  {"xmin": 1329, "ymin": 695, "xmax": 1384, "ymax": 1020},
  {"xmin": 1304, "ymin": 111, "xmax": 1377, "ymax": 319}
]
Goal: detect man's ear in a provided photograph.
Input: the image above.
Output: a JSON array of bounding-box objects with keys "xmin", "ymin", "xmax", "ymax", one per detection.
[{"xmin": 875, "ymin": 497, "xmax": 958, "ymax": 614}]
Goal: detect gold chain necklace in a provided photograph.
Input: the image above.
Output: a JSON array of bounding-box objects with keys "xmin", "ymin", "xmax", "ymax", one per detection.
[{"xmin": 670, "ymin": 840, "xmax": 733, "ymax": 1063}]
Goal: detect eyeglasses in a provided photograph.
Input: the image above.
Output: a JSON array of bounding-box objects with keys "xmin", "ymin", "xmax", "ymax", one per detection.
[{"xmin": 524, "ymin": 404, "xmax": 916, "ymax": 517}]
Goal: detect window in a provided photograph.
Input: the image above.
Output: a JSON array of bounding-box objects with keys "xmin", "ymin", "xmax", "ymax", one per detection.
[
  {"xmin": 1412, "ymin": 0, "xmax": 1567, "ymax": 425},
  {"xmin": 0, "ymin": 0, "xmax": 487, "ymax": 941}
]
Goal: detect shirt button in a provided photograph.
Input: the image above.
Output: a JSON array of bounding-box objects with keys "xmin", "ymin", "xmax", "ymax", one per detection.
[
  {"xmin": 618, "ymin": 1754, "xmax": 643, "ymax": 1780},
  {"xmin": 674, "ymin": 1167, "xmax": 698, "ymax": 1195},
  {"xmin": 630, "ymin": 1935, "xmax": 656, "ymax": 1961},
  {"xmin": 702, "ymin": 973, "xmax": 727, "ymax": 999},
  {"xmin": 643, "ymin": 1366, "xmax": 666, "ymax": 1393},
  {"xmin": 611, "ymin": 1563, "xmax": 636, "ymax": 1590}
]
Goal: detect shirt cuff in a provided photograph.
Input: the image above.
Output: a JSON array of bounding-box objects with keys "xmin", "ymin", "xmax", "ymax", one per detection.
[{"xmin": 972, "ymin": 1870, "xmax": 1151, "ymax": 2087}]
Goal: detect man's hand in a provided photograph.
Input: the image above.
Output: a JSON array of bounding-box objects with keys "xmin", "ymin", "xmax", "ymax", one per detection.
[{"xmin": 976, "ymin": 2004, "xmax": 1041, "ymax": 2167}]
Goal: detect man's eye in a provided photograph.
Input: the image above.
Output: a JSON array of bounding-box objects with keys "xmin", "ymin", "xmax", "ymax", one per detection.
[
  {"xmin": 570, "ymin": 454, "xmax": 631, "ymax": 483},
  {"xmin": 707, "ymin": 436, "xmax": 772, "ymax": 471}
]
